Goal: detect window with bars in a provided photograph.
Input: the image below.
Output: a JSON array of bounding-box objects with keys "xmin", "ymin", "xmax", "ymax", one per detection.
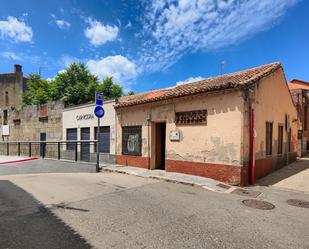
[
  {"xmin": 3, "ymin": 110, "xmax": 8, "ymax": 125},
  {"xmin": 122, "ymin": 126, "xmax": 142, "ymax": 156},
  {"xmin": 304, "ymin": 106, "xmax": 308, "ymax": 131},
  {"xmin": 288, "ymin": 128, "xmax": 292, "ymax": 153},
  {"xmin": 5, "ymin": 91, "xmax": 8, "ymax": 106},
  {"xmin": 94, "ymin": 126, "xmax": 110, "ymax": 153},
  {"xmin": 266, "ymin": 122, "xmax": 273, "ymax": 156},
  {"xmin": 66, "ymin": 128, "xmax": 77, "ymax": 150},
  {"xmin": 278, "ymin": 125, "xmax": 283, "ymax": 154}
]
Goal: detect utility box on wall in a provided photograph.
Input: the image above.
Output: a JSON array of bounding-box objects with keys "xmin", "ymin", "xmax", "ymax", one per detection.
[
  {"xmin": 170, "ymin": 130, "xmax": 180, "ymax": 141},
  {"xmin": 2, "ymin": 125, "xmax": 10, "ymax": 136}
]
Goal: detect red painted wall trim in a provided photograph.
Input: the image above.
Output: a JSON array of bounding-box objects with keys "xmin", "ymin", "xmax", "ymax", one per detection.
[
  {"xmin": 116, "ymin": 155, "xmax": 150, "ymax": 169},
  {"xmin": 255, "ymin": 157, "xmax": 272, "ymax": 179},
  {"xmin": 0, "ymin": 157, "xmax": 39, "ymax": 165},
  {"xmin": 166, "ymin": 159, "xmax": 243, "ymax": 185}
]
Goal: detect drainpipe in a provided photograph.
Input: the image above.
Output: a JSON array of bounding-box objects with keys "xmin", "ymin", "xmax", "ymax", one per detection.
[
  {"xmin": 249, "ymin": 103, "xmax": 255, "ymax": 185},
  {"xmin": 147, "ymin": 111, "xmax": 151, "ymax": 170}
]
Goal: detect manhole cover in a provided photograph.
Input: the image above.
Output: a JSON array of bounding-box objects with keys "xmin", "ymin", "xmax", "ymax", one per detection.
[
  {"xmin": 242, "ymin": 199, "xmax": 275, "ymax": 210},
  {"xmin": 286, "ymin": 199, "xmax": 309, "ymax": 208},
  {"xmin": 232, "ymin": 188, "xmax": 261, "ymax": 198}
]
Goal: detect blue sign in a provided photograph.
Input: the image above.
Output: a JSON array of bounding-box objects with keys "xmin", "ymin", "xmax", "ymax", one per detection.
[
  {"xmin": 94, "ymin": 106, "xmax": 105, "ymax": 119},
  {"xmin": 96, "ymin": 92, "xmax": 104, "ymax": 106}
]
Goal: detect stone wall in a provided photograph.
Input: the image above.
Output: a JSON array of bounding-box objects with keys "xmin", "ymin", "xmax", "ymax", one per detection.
[{"xmin": 1, "ymin": 101, "xmax": 64, "ymax": 142}]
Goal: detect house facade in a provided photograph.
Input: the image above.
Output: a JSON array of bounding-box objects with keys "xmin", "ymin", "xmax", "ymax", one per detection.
[
  {"xmin": 115, "ymin": 62, "xmax": 298, "ymax": 185},
  {"xmin": 288, "ymin": 79, "xmax": 309, "ymax": 156}
]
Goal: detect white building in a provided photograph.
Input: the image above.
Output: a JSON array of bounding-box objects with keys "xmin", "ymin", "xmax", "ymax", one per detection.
[{"xmin": 62, "ymin": 99, "xmax": 116, "ymax": 163}]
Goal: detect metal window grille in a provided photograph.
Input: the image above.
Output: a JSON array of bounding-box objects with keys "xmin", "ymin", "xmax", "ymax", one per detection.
[
  {"xmin": 266, "ymin": 122, "xmax": 273, "ymax": 156},
  {"xmin": 66, "ymin": 128, "xmax": 77, "ymax": 150},
  {"xmin": 288, "ymin": 128, "xmax": 291, "ymax": 153},
  {"xmin": 94, "ymin": 126, "xmax": 110, "ymax": 153},
  {"xmin": 278, "ymin": 125, "xmax": 283, "ymax": 154},
  {"xmin": 122, "ymin": 126, "xmax": 142, "ymax": 156}
]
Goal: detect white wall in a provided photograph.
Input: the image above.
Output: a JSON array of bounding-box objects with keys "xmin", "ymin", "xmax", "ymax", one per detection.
[{"xmin": 62, "ymin": 100, "xmax": 116, "ymax": 154}]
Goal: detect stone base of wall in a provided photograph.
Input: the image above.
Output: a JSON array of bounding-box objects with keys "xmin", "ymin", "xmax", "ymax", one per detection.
[
  {"xmin": 255, "ymin": 152, "xmax": 297, "ymax": 180},
  {"xmin": 166, "ymin": 159, "xmax": 244, "ymax": 185},
  {"xmin": 116, "ymin": 155, "xmax": 149, "ymax": 169}
]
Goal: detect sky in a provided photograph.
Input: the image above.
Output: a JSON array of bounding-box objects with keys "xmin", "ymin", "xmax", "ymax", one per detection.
[{"xmin": 0, "ymin": 0, "xmax": 308, "ymax": 93}]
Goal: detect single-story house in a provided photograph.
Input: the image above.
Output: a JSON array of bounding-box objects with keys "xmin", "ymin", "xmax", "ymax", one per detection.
[{"xmin": 114, "ymin": 62, "xmax": 297, "ymax": 185}]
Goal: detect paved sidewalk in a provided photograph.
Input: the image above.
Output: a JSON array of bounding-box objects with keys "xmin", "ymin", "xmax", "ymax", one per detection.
[
  {"xmin": 257, "ymin": 157, "xmax": 309, "ymax": 193},
  {"xmin": 101, "ymin": 164, "xmax": 236, "ymax": 193}
]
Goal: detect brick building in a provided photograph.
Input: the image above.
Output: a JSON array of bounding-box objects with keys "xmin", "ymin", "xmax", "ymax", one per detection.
[
  {"xmin": 115, "ymin": 62, "xmax": 298, "ymax": 185},
  {"xmin": 288, "ymin": 79, "xmax": 309, "ymax": 156}
]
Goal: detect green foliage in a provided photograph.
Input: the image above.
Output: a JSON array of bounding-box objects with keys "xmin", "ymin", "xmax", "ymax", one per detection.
[
  {"xmin": 22, "ymin": 63, "xmax": 124, "ymax": 107},
  {"xmin": 127, "ymin": 90, "xmax": 135, "ymax": 96},
  {"xmin": 21, "ymin": 74, "xmax": 50, "ymax": 106},
  {"xmin": 97, "ymin": 77, "xmax": 123, "ymax": 99}
]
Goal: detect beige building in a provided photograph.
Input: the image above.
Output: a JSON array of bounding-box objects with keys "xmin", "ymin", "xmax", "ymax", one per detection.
[
  {"xmin": 62, "ymin": 100, "xmax": 116, "ymax": 163},
  {"xmin": 115, "ymin": 62, "xmax": 297, "ymax": 185},
  {"xmin": 288, "ymin": 79, "xmax": 309, "ymax": 157}
]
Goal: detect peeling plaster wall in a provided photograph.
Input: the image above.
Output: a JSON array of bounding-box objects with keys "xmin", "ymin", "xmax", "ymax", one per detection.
[
  {"xmin": 164, "ymin": 90, "xmax": 243, "ymax": 166},
  {"xmin": 254, "ymin": 68, "xmax": 298, "ymax": 161},
  {"xmin": 116, "ymin": 89, "xmax": 244, "ymax": 167}
]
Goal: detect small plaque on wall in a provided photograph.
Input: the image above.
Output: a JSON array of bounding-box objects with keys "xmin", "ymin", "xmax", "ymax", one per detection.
[{"xmin": 175, "ymin": 110, "xmax": 207, "ymax": 125}]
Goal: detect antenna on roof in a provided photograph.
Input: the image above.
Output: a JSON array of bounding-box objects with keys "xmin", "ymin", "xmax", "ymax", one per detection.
[{"xmin": 220, "ymin": 61, "xmax": 227, "ymax": 75}]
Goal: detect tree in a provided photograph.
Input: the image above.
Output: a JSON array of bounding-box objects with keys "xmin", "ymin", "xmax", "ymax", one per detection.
[
  {"xmin": 127, "ymin": 90, "xmax": 135, "ymax": 96},
  {"xmin": 22, "ymin": 74, "xmax": 50, "ymax": 106},
  {"xmin": 22, "ymin": 62, "xmax": 124, "ymax": 107},
  {"xmin": 97, "ymin": 77, "xmax": 123, "ymax": 99},
  {"xmin": 49, "ymin": 63, "xmax": 99, "ymax": 106}
]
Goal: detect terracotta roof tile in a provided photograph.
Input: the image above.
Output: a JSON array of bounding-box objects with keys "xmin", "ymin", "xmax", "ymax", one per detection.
[
  {"xmin": 116, "ymin": 62, "xmax": 282, "ymax": 108},
  {"xmin": 288, "ymin": 79, "xmax": 309, "ymax": 90}
]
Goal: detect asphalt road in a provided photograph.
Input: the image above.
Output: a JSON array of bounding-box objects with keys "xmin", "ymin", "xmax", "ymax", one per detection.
[{"xmin": 0, "ymin": 170, "xmax": 308, "ymax": 249}]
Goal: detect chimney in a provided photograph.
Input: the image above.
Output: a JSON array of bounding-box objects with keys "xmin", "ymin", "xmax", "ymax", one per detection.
[{"xmin": 14, "ymin": 64, "xmax": 22, "ymax": 74}]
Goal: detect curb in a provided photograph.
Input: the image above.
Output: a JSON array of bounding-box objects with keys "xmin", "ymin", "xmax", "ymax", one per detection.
[
  {"xmin": 101, "ymin": 166, "xmax": 232, "ymax": 194},
  {"xmin": 0, "ymin": 157, "xmax": 39, "ymax": 165}
]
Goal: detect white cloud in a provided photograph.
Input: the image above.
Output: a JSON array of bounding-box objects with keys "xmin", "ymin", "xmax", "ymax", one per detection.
[
  {"xmin": 60, "ymin": 54, "xmax": 80, "ymax": 67},
  {"xmin": 0, "ymin": 51, "xmax": 21, "ymax": 60},
  {"xmin": 176, "ymin": 76, "xmax": 204, "ymax": 86},
  {"xmin": 138, "ymin": 0, "xmax": 300, "ymax": 72},
  {"xmin": 86, "ymin": 55, "xmax": 137, "ymax": 87},
  {"xmin": 0, "ymin": 16, "xmax": 33, "ymax": 42},
  {"xmin": 50, "ymin": 14, "xmax": 71, "ymax": 30},
  {"xmin": 84, "ymin": 18, "xmax": 119, "ymax": 46},
  {"xmin": 55, "ymin": 20, "xmax": 71, "ymax": 30},
  {"xmin": 125, "ymin": 21, "xmax": 132, "ymax": 29}
]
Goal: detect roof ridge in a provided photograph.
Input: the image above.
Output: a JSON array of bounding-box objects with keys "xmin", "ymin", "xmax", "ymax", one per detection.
[{"xmin": 116, "ymin": 61, "xmax": 282, "ymax": 108}]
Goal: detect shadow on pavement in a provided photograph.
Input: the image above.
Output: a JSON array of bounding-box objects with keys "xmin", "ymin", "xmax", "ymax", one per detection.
[
  {"xmin": 0, "ymin": 180, "xmax": 92, "ymax": 249},
  {"xmin": 256, "ymin": 157, "xmax": 309, "ymax": 186}
]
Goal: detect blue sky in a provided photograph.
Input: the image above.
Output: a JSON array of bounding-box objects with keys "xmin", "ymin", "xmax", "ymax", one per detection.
[{"xmin": 0, "ymin": 0, "xmax": 308, "ymax": 92}]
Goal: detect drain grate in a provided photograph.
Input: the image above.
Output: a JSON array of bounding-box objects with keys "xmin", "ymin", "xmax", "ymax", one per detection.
[
  {"xmin": 232, "ymin": 188, "xmax": 261, "ymax": 198},
  {"xmin": 286, "ymin": 199, "xmax": 309, "ymax": 208},
  {"xmin": 242, "ymin": 199, "xmax": 275, "ymax": 210},
  {"xmin": 216, "ymin": 183, "xmax": 232, "ymax": 190}
]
